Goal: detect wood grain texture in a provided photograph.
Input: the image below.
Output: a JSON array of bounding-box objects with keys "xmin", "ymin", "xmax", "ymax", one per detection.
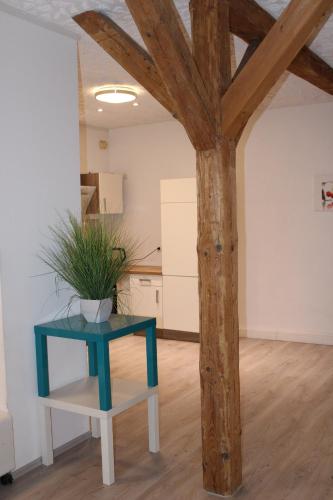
[
  {"xmin": 229, "ymin": 0, "xmax": 333, "ymax": 96},
  {"xmin": 196, "ymin": 139, "xmax": 241, "ymax": 496},
  {"xmin": 223, "ymin": 0, "xmax": 333, "ymax": 138},
  {"xmin": 190, "ymin": 2, "xmax": 241, "ymax": 494},
  {"xmin": 125, "ymin": 0, "xmax": 216, "ymax": 151},
  {"xmin": 73, "ymin": 11, "xmax": 176, "ymax": 117},
  {"xmin": 232, "ymin": 38, "xmax": 262, "ymax": 145},
  {"xmin": 4, "ymin": 336, "xmax": 333, "ymax": 500},
  {"xmin": 232, "ymin": 38, "xmax": 261, "ymax": 82},
  {"xmin": 126, "ymin": 266, "xmax": 162, "ymax": 276},
  {"xmin": 190, "ymin": 0, "xmax": 232, "ymax": 128}
]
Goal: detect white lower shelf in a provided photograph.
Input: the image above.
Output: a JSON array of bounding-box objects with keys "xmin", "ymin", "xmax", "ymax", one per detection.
[
  {"xmin": 38, "ymin": 377, "xmax": 160, "ymax": 486},
  {"xmin": 39, "ymin": 377, "xmax": 158, "ymax": 418}
]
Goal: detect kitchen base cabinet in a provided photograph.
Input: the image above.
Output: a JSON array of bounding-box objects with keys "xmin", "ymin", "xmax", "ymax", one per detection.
[{"xmin": 118, "ymin": 275, "xmax": 163, "ymax": 329}]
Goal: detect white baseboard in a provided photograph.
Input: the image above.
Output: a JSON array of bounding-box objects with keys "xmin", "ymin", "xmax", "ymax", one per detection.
[
  {"xmin": 240, "ymin": 328, "xmax": 333, "ymax": 346},
  {"xmin": 13, "ymin": 431, "xmax": 92, "ymax": 479}
]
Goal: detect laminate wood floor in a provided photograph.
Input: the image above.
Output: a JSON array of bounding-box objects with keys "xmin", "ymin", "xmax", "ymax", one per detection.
[{"xmin": 2, "ymin": 337, "xmax": 333, "ymax": 500}]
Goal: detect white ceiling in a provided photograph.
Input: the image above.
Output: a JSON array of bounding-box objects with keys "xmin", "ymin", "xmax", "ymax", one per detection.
[{"xmin": 2, "ymin": 0, "xmax": 333, "ymax": 129}]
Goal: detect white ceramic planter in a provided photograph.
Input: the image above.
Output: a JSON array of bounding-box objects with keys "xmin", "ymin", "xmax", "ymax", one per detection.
[{"xmin": 80, "ymin": 298, "xmax": 113, "ymax": 323}]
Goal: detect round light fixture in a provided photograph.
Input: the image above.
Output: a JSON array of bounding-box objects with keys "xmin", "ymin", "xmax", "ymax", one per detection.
[{"xmin": 95, "ymin": 87, "xmax": 137, "ymax": 104}]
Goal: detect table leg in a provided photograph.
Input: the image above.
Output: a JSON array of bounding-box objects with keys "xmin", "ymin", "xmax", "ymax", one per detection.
[
  {"xmin": 146, "ymin": 325, "xmax": 158, "ymax": 387},
  {"xmin": 39, "ymin": 403, "xmax": 53, "ymax": 466},
  {"xmin": 87, "ymin": 342, "xmax": 98, "ymax": 376},
  {"xmin": 97, "ymin": 341, "xmax": 112, "ymax": 411},
  {"xmin": 148, "ymin": 393, "xmax": 160, "ymax": 453},
  {"xmin": 100, "ymin": 416, "xmax": 115, "ymax": 485},
  {"xmin": 91, "ymin": 417, "xmax": 101, "ymax": 438},
  {"xmin": 35, "ymin": 333, "xmax": 50, "ymax": 397}
]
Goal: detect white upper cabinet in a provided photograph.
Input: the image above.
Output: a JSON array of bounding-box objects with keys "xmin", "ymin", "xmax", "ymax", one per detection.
[
  {"xmin": 81, "ymin": 172, "xmax": 123, "ymax": 215},
  {"xmin": 98, "ymin": 173, "xmax": 123, "ymax": 214}
]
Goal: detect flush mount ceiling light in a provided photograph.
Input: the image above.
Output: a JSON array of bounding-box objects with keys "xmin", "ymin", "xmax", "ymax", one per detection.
[{"xmin": 95, "ymin": 87, "xmax": 137, "ymax": 104}]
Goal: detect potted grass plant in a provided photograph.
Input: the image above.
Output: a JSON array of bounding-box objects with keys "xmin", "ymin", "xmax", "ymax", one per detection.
[{"xmin": 41, "ymin": 213, "xmax": 135, "ymax": 323}]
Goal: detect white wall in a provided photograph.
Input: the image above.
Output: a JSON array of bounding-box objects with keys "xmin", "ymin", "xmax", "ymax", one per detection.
[
  {"xmin": 0, "ymin": 277, "xmax": 7, "ymax": 412},
  {"xmin": 109, "ymin": 121, "xmax": 196, "ymax": 265},
  {"xmin": 108, "ymin": 103, "xmax": 333, "ymax": 343},
  {"xmin": 243, "ymin": 102, "xmax": 333, "ymax": 343},
  {"xmin": 0, "ymin": 8, "xmax": 88, "ymax": 469},
  {"xmin": 80, "ymin": 124, "xmax": 109, "ymax": 173}
]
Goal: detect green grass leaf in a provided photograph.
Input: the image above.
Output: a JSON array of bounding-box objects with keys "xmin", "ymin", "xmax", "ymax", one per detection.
[{"xmin": 40, "ymin": 213, "xmax": 138, "ymax": 300}]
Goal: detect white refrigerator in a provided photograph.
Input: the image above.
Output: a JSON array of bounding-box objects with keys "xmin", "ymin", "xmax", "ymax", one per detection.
[{"xmin": 160, "ymin": 178, "xmax": 199, "ymax": 333}]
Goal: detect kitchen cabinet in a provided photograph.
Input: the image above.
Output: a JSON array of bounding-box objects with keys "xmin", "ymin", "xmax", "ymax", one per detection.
[
  {"xmin": 129, "ymin": 276, "xmax": 163, "ymax": 329},
  {"xmin": 81, "ymin": 172, "xmax": 123, "ymax": 214},
  {"xmin": 161, "ymin": 178, "xmax": 199, "ymax": 334},
  {"xmin": 117, "ymin": 274, "xmax": 163, "ymax": 329},
  {"xmin": 161, "ymin": 202, "xmax": 197, "ymax": 277},
  {"xmin": 160, "ymin": 178, "xmax": 197, "ymax": 204},
  {"xmin": 163, "ymin": 276, "xmax": 199, "ymax": 333}
]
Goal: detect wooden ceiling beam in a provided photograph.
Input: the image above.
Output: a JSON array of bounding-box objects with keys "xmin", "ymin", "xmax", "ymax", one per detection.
[
  {"xmin": 125, "ymin": 0, "xmax": 216, "ymax": 151},
  {"xmin": 190, "ymin": 0, "xmax": 232, "ymax": 128},
  {"xmin": 232, "ymin": 38, "xmax": 261, "ymax": 82},
  {"xmin": 73, "ymin": 11, "xmax": 177, "ymax": 118},
  {"xmin": 222, "ymin": 0, "xmax": 333, "ymax": 139},
  {"xmin": 229, "ymin": 0, "xmax": 333, "ymax": 96}
]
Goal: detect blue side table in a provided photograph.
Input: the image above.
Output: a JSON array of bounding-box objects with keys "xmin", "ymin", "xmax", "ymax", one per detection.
[
  {"xmin": 34, "ymin": 314, "xmax": 159, "ymax": 485},
  {"xmin": 35, "ymin": 314, "xmax": 158, "ymax": 411}
]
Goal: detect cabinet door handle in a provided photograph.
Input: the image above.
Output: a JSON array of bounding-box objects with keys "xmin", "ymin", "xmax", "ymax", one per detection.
[
  {"xmin": 139, "ymin": 279, "xmax": 151, "ymax": 285},
  {"xmin": 156, "ymin": 289, "xmax": 159, "ymax": 304}
]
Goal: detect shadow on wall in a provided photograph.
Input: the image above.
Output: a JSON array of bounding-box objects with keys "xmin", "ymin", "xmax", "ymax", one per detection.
[{"xmin": 236, "ymin": 105, "xmax": 267, "ymax": 334}]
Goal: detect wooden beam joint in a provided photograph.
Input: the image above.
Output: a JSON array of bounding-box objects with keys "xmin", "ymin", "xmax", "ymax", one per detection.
[
  {"xmin": 232, "ymin": 38, "xmax": 261, "ymax": 82},
  {"xmin": 229, "ymin": 0, "xmax": 333, "ymax": 96},
  {"xmin": 222, "ymin": 0, "xmax": 333, "ymax": 139},
  {"xmin": 125, "ymin": 0, "xmax": 216, "ymax": 151}
]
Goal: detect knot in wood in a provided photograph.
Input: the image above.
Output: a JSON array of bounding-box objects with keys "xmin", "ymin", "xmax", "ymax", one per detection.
[
  {"xmin": 221, "ymin": 452, "xmax": 230, "ymax": 462},
  {"xmin": 215, "ymin": 243, "xmax": 223, "ymax": 253}
]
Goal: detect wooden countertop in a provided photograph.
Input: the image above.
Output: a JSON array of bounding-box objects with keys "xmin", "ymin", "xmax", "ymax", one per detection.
[{"xmin": 127, "ymin": 265, "xmax": 162, "ymax": 276}]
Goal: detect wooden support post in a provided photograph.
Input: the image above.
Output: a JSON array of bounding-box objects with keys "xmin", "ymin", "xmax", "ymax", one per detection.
[
  {"xmin": 190, "ymin": 1, "xmax": 242, "ymax": 495},
  {"xmin": 196, "ymin": 139, "xmax": 241, "ymax": 496}
]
